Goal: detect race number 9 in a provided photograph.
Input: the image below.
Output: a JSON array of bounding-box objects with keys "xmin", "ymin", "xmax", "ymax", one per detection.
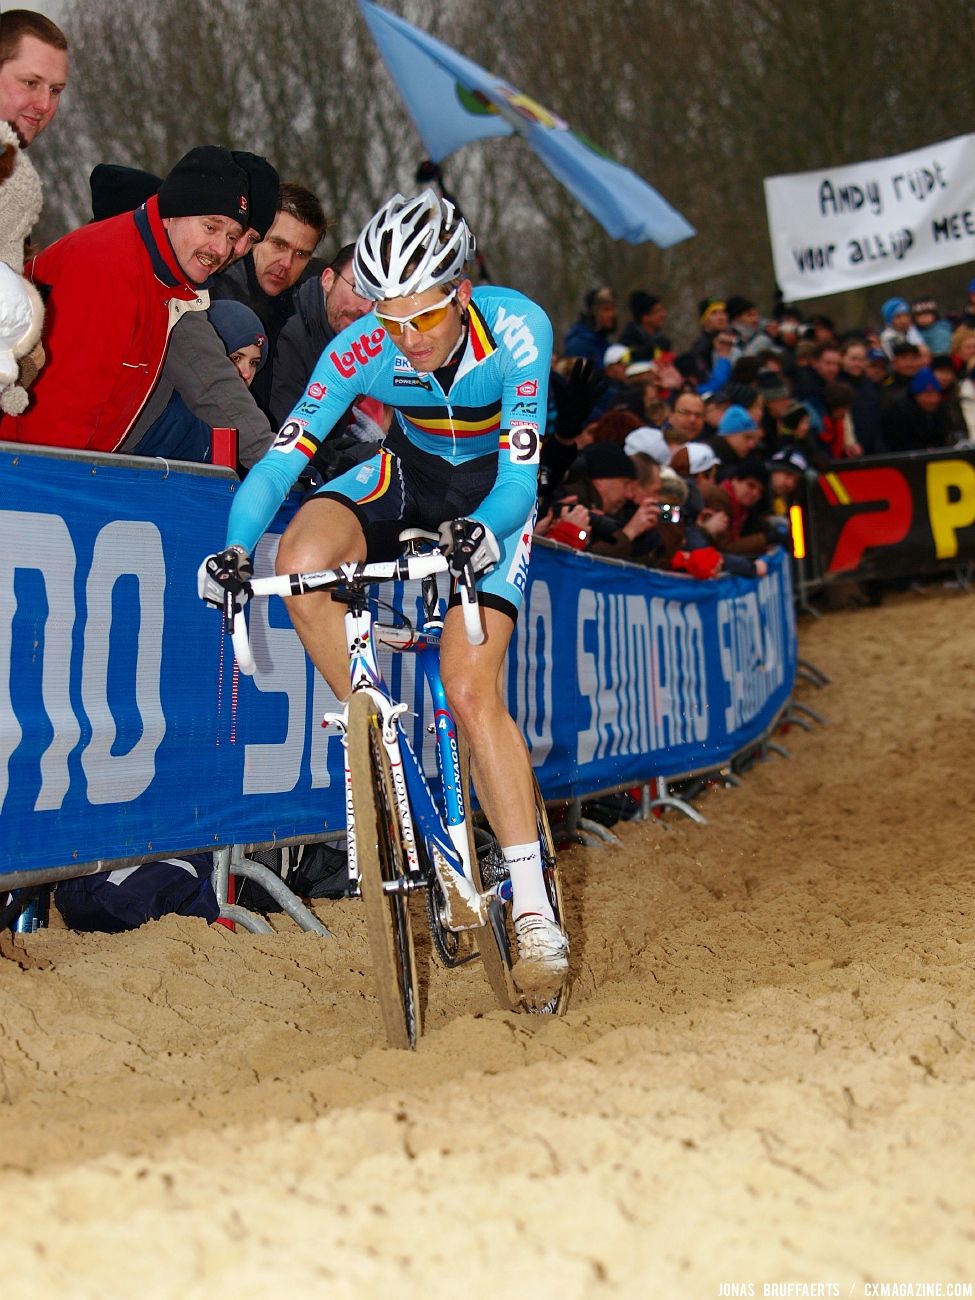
[{"xmin": 508, "ymin": 423, "xmax": 540, "ymax": 464}]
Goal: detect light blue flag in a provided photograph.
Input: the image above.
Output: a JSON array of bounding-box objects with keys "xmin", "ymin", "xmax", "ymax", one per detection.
[{"xmin": 358, "ymin": 0, "xmax": 695, "ymax": 248}]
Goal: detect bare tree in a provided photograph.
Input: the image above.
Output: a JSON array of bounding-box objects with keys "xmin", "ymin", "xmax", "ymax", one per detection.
[{"xmin": 32, "ymin": 0, "xmax": 975, "ymax": 345}]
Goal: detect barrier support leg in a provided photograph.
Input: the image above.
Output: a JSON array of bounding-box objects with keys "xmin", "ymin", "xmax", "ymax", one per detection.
[
  {"xmin": 798, "ymin": 657, "xmax": 831, "ymax": 687},
  {"xmin": 212, "ymin": 847, "xmax": 273, "ymax": 934},
  {"xmin": 577, "ymin": 817, "xmax": 622, "ymax": 846},
  {"xmin": 640, "ymin": 783, "xmax": 654, "ymax": 821},
  {"xmin": 761, "ymin": 740, "xmax": 791, "ymax": 760},
  {"xmin": 219, "ymin": 903, "xmax": 274, "ymax": 934},
  {"xmin": 648, "ymin": 777, "xmax": 707, "ymax": 825},
  {"xmin": 789, "ymin": 701, "xmax": 828, "ymax": 727},
  {"xmin": 230, "ymin": 845, "xmax": 332, "ymax": 938},
  {"xmin": 565, "ymin": 799, "xmax": 605, "ymax": 848}
]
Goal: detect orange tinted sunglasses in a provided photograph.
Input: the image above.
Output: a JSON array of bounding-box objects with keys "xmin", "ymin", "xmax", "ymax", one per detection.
[{"xmin": 376, "ymin": 288, "xmax": 458, "ymax": 337}]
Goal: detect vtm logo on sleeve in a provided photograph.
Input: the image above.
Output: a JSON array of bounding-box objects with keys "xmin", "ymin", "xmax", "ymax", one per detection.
[
  {"xmin": 330, "ymin": 327, "xmax": 386, "ymax": 378},
  {"xmin": 516, "ymin": 379, "xmax": 537, "ymax": 398}
]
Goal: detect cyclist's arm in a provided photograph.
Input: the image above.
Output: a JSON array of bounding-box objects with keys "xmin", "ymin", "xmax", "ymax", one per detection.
[
  {"xmin": 225, "ymin": 347, "xmax": 364, "ymax": 552},
  {"xmin": 470, "ymin": 299, "xmax": 553, "ymax": 536}
]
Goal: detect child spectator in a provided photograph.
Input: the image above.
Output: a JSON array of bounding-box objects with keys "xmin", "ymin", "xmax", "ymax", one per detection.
[
  {"xmin": 879, "ymin": 297, "xmax": 924, "ymax": 358},
  {"xmin": 911, "ymin": 298, "xmax": 952, "ymax": 355}
]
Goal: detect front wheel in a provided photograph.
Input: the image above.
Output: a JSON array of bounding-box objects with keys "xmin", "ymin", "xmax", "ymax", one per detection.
[{"xmin": 347, "ymin": 692, "xmax": 421, "ymax": 1050}]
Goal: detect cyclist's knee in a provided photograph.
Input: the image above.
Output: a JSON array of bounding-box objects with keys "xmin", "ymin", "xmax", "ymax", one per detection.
[
  {"xmin": 276, "ymin": 501, "xmax": 364, "ymax": 575},
  {"xmin": 443, "ymin": 672, "xmax": 499, "ymax": 734}
]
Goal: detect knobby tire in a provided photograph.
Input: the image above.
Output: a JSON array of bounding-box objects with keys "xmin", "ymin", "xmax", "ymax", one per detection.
[{"xmin": 347, "ymin": 692, "xmax": 421, "ymax": 1050}]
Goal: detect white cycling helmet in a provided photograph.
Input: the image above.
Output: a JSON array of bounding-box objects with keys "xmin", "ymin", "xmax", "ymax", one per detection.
[{"xmin": 353, "ymin": 188, "xmax": 475, "ymax": 301}]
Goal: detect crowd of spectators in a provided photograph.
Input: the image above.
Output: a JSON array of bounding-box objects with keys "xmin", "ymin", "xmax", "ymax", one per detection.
[
  {"xmin": 2, "ymin": 7, "xmax": 974, "ymax": 595},
  {"xmin": 7, "ymin": 6, "xmax": 975, "ymax": 932},
  {"xmin": 534, "ymin": 279, "xmax": 975, "ymax": 581}
]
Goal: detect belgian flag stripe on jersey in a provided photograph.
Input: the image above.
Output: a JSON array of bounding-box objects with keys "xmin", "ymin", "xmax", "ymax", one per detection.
[
  {"xmin": 356, "ymin": 449, "xmax": 394, "ymax": 504},
  {"xmin": 400, "ymin": 402, "xmax": 501, "ymax": 439},
  {"xmin": 467, "ymin": 300, "xmax": 496, "ymax": 362}
]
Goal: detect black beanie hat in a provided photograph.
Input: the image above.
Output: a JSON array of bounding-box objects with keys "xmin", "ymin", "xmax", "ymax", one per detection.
[
  {"xmin": 582, "ymin": 442, "xmax": 637, "ymax": 480},
  {"xmin": 726, "ymin": 295, "xmax": 755, "ymax": 321},
  {"xmin": 157, "ymin": 146, "xmax": 249, "ymax": 225},
  {"xmin": 629, "ymin": 289, "xmax": 660, "ymax": 319},
  {"xmin": 90, "ymin": 164, "xmax": 162, "ymax": 222},
  {"xmin": 231, "ymin": 150, "xmax": 279, "ymax": 237}
]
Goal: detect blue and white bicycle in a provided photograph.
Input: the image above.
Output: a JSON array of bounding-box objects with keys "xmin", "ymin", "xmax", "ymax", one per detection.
[{"xmin": 226, "ymin": 529, "xmax": 568, "ymax": 1049}]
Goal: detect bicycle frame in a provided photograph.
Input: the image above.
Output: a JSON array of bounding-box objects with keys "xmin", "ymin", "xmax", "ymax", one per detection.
[{"xmin": 340, "ymin": 599, "xmax": 473, "ymax": 875}]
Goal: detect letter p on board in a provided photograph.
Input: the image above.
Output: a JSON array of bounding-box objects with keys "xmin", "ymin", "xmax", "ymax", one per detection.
[{"xmin": 927, "ymin": 459, "xmax": 975, "ymax": 558}]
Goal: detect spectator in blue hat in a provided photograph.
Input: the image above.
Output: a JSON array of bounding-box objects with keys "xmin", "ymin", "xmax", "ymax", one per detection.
[
  {"xmin": 879, "ymin": 296, "xmax": 924, "ymax": 358},
  {"xmin": 865, "ymin": 346, "xmax": 889, "ymax": 387},
  {"xmin": 706, "ymin": 402, "xmax": 762, "ymax": 472},
  {"xmin": 881, "ymin": 366, "xmax": 949, "ymax": 452}
]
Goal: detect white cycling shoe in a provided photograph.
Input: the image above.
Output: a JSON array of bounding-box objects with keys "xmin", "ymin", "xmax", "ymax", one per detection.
[{"xmin": 512, "ymin": 913, "xmax": 569, "ymax": 1000}]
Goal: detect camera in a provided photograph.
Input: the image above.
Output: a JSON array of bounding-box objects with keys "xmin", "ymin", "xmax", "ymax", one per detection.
[
  {"xmin": 588, "ymin": 510, "xmax": 623, "ymax": 543},
  {"xmin": 659, "ymin": 502, "xmax": 681, "ymax": 524}
]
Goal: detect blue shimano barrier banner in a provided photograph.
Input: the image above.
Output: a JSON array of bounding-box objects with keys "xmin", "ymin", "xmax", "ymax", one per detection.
[
  {"xmin": 1, "ymin": 447, "xmax": 796, "ymax": 881},
  {"xmin": 516, "ymin": 541, "xmax": 797, "ymax": 799}
]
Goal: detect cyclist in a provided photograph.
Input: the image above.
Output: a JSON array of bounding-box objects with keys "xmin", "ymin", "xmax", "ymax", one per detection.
[{"xmin": 201, "ymin": 190, "xmax": 568, "ymax": 993}]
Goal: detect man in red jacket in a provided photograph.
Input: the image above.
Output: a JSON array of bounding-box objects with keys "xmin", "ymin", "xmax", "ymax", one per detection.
[{"xmin": 0, "ymin": 145, "xmax": 250, "ymax": 452}]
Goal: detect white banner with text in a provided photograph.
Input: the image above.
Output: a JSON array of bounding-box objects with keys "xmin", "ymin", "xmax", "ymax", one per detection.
[{"xmin": 764, "ymin": 133, "xmax": 975, "ymax": 301}]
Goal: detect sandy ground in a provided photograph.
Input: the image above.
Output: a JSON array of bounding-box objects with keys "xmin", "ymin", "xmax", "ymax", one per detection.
[{"xmin": 2, "ymin": 588, "xmax": 975, "ymax": 1299}]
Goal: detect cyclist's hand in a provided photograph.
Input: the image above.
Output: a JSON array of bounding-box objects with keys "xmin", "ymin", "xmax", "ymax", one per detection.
[
  {"xmin": 197, "ymin": 546, "xmax": 253, "ymax": 608},
  {"xmin": 438, "ymin": 517, "xmax": 500, "ymax": 578}
]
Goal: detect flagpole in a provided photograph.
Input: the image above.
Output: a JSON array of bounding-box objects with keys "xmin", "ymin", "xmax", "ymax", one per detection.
[{"xmin": 415, "ymin": 159, "xmax": 494, "ymax": 284}]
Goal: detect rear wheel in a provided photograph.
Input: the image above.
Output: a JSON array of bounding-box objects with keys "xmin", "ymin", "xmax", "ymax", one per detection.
[
  {"xmin": 347, "ymin": 692, "xmax": 420, "ymax": 1049},
  {"xmin": 527, "ymin": 774, "xmax": 570, "ymax": 1016}
]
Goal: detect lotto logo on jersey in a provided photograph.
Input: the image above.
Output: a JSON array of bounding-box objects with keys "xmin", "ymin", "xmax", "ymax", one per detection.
[
  {"xmin": 330, "ymin": 327, "xmax": 386, "ymax": 378},
  {"xmin": 515, "ymin": 379, "xmax": 538, "ymax": 397},
  {"xmin": 306, "ymin": 382, "xmax": 328, "ymax": 400}
]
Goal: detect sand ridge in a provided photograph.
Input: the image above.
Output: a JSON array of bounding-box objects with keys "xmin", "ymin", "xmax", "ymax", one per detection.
[{"xmin": 2, "ymin": 589, "xmax": 974, "ymax": 1297}]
